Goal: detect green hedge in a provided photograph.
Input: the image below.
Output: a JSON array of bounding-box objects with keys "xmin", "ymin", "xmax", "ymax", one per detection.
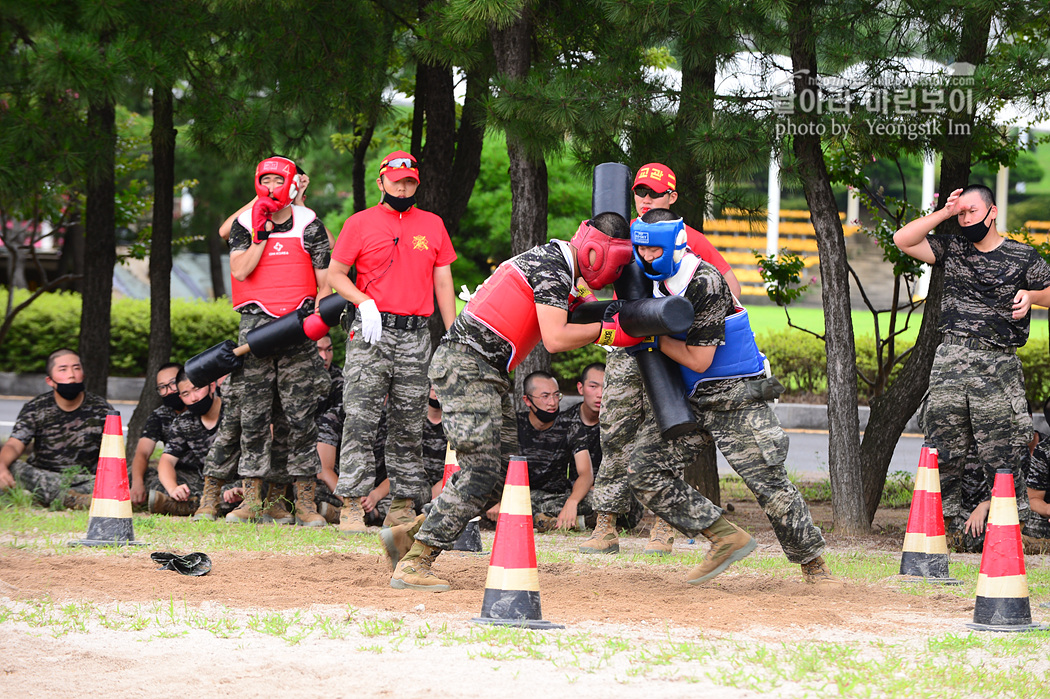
[{"xmin": 0, "ymin": 291, "xmax": 347, "ymax": 376}]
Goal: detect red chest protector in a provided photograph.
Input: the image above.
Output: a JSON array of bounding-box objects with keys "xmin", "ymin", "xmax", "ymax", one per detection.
[
  {"xmin": 231, "ymin": 205, "xmax": 318, "ymax": 317},
  {"xmin": 464, "ymin": 263, "xmax": 542, "ymax": 371}
]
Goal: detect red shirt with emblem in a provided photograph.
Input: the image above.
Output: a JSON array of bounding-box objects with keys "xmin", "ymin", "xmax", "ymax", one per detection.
[{"xmin": 333, "ymin": 204, "xmax": 457, "ymax": 316}]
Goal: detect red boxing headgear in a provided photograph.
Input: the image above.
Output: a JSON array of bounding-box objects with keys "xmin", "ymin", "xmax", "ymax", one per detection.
[
  {"xmin": 255, "ymin": 157, "xmax": 300, "ymax": 209},
  {"xmin": 570, "ymin": 220, "xmax": 634, "ymax": 290}
]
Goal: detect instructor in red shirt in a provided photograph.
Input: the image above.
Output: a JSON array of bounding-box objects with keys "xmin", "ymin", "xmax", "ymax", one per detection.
[{"xmin": 326, "ymin": 150, "xmax": 458, "ymax": 534}]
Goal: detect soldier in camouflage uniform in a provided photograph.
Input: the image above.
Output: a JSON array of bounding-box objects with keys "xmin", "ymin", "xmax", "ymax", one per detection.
[
  {"xmin": 314, "ymin": 334, "xmax": 345, "ymax": 523},
  {"xmin": 516, "ymin": 371, "xmax": 594, "ymax": 530},
  {"xmin": 130, "ymin": 363, "xmax": 185, "ymax": 506},
  {"xmin": 624, "ymin": 210, "xmax": 835, "ymax": 586},
  {"xmin": 381, "ymin": 212, "xmax": 634, "ymax": 592},
  {"xmin": 326, "ymin": 151, "xmax": 458, "ymax": 533},
  {"xmin": 421, "ymin": 386, "xmax": 449, "ymax": 497},
  {"xmin": 224, "ymin": 156, "xmax": 331, "ymax": 527},
  {"xmin": 0, "ymin": 349, "xmax": 114, "ymax": 509},
  {"xmin": 1024, "ymin": 439, "xmax": 1050, "ymax": 549},
  {"xmin": 895, "ymin": 184, "xmax": 1050, "ymax": 548}
]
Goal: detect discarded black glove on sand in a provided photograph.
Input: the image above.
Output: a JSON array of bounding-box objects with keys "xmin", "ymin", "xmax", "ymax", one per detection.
[{"xmin": 150, "ymin": 551, "xmax": 212, "ymax": 576}]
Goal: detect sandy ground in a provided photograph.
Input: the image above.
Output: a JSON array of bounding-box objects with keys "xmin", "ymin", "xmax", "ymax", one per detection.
[{"xmin": 0, "ymin": 501, "xmax": 1043, "ymax": 698}]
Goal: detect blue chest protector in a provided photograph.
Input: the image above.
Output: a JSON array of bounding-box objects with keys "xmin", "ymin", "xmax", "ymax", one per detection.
[{"xmin": 675, "ymin": 306, "xmax": 767, "ymax": 397}]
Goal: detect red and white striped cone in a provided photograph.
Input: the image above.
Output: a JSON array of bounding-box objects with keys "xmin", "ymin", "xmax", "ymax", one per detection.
[
  {"xmin": 441, "ymin": 445, "xmax": 483, "ymax": 553},
  {"xmin": 69, "ymin": 412, "xmax": 144, "ymax": 547},
  {"xmin": 899, "ymin": 444, "xmax": 960, "ymax": 584},
  {"xmin": 472, "ymin": 455, "xmax": 563, "ymax": 629},
  {"xmin": 967, "ymin": 468, "xmax": 1046, "ymax": 632}
]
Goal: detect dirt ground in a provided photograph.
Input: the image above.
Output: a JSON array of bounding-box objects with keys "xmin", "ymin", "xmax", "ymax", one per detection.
[{"xmin": 0, "ymin": 500, "xmax": 1038, "ymax": 698}]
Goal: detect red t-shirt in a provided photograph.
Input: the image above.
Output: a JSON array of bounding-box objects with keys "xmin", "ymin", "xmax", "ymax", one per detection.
[
  {"xmin": 333, "ymin": 204, "xmax": 457, "ymax": 316},
  {"xmin": 685, "ymin": 224, "xmax": 731, "ymax": 275}
]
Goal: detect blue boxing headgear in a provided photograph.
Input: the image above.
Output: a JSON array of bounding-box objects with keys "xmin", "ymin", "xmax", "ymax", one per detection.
[{"xmin": 630, "ymin": 217, "xmax": 687, "ymax": 281}]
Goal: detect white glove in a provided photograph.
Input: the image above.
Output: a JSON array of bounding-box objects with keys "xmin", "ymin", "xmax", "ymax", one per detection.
[{"xmin": 358, "ymin": 299, "xmax": 382, "ymax": 344}]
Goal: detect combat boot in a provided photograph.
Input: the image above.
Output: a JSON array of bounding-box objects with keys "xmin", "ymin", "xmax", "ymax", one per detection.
[
  {"xmin": 259, "ymin": 483, "xmax": 294, "ymax": 525},
  {"xmin": 800, "ymin": 555, "xmax": 845, "ymax": 587},
  {"xmin": 338, "ymin": 498, "xmax": 368, "ymax": 535},
  {"xmin": 318, "ymin": 501, "xmax": 341, "ymax": 525},
  {"xmin": 686, "ymin": 517, "xmax": 756, "ymax": 585},
  {"xmin": 390, "ymin": 541, "xmax": 451, "ymax": 592},
  {"xmin": 578, "ymin": 512, "xmax": 620, "ymax": 554},
  {"xmin": 383, "ymin": 497, "xmax": 417, "ymax": 528},
  {"xmin": 148, "ymin": 490, "xmax": 199, "ymax": 517},
  {"xmin": 192, "ymin": 476, "xmax": 226, "ymax": 521},
  {"xmin": 1022, "ymin": 534, "xmax": 1050, "ymax": 555},
  {"xmin": 380, "ymin": 513, "xmax": 426, "ymax": 570},
  {"xmin": 61, "ymin": 490, "xmax": 93, "ymax": 510},
  {"xmin": 225, "ymin": 477, "xmax": 264, "ymax": 523},
  {"xmin": 292, "ymin": 478, "xmax": 326, "ymax": 528},
  {"xmin": 645, "ymin": 518, "xmax": 677, "ymax": 556},
  {"xmin": 533, "ymin": 513, "xmax": 557, "ymax": 533}
]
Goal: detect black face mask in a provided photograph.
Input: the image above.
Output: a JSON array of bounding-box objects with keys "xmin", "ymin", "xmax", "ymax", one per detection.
[
  {"xmin": 382, "ymin": 192, "xmax": 416, "ymax": 213},
  {"xmin": 186, "ymin": 392, "xmax": 214, "ymax": 417},
  {"xmin": 959, "ymin": 215, "xmax": 991, "ymax": 243},
  {"xmin": 54, "ymin": 381, "xmax": 84, "ymax": 400},
  {"xmin": 530, "ymin": 404, "xmax": 559, "ymax": 424},
  {"xmin": 428, "ymin": 397, "xmax": 441, "ymax": 410},
  {"xmin": 162, "ymin": 393, "xmax": 186, "ymax": 411}
]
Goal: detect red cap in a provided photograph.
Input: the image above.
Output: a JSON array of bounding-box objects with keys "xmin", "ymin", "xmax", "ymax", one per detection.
[
  {"xmin": 379, "ymin": 150, "xmax": 419, "ymax": 183},
  {"xmin": 633, "ymin": 163, "xmax": 677, "ymax": 193}
]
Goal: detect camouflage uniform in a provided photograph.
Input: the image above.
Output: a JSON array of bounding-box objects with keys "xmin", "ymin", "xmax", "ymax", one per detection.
[
  {"xmin": 145, "ymin": 406, "xmax": 220, "ymax": 498},
  {"xmin": 335, "ymin": 321, "xmax": 431, "ymax": 502},
  {"xmin": 141, "ymin": 405, "xmax": 180, "ymax": 445},
  {"xmin": 421, "ymin": 416, "xmax": 447, "ymax": 492},
  {"xmin": 516, "ymin": 410, "xmax": 593, "ymax": 518},
  {"xmin": 316, "ymin": 363, "xmax": 344, "ymax": 449},
  {"xmin": 627, "ymin": 257, "xmax": 826, "ymax": 565},
  {"xmin": 228, "ymin": 217, "xmax": 331, "ymax": 481},
  {"xmin": 8, "ymin": 391, "xmax": 114, "ymax": 506},
  {"xmin": 203, "ymin": 375, "xmax": 242, "ymax": 481},
  {"xmin": 416, "ymin": 242, "xmax": 572, "ymax": 550},
  {"xmin": 919, "ymin": 233, "xmax": 1050, "ymax": 536},
  {"xmin": 1025, "ymin": 440, "xmax": 1050, "ymax": 538}
]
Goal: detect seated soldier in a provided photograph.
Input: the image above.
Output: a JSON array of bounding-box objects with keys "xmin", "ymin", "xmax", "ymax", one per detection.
[
  {"xmin": 130, "ymin": 362, "xmax": 185, "ymax": 505},
  {"xmin": 314, "ymin": 333, "xmax": 345, "ymax": 524},
  {"xmin": 516, "ymin": 371, "xmax": 594, "ymax": 531},
  {"xmin": 1025, "ymin": 438, "xmax": 1050, "ymax": 552},
  {"xmin": 0, "ymin": 349, "xmax": 114, "ymax": 509},
  {"xmin": 421, "ymin": 385, "xmax": 449, "ymax": 502},
  {"xmin": 148, "ymin": 370, "xmax": 227, "ymax": 517}
]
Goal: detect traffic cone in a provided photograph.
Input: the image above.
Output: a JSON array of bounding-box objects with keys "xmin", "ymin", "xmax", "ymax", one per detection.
[
  {"xmin": 967, "ymin": 468, "xmax": 1046, "ymax": 632},
  {"xmin": 442, "ymin": 445, "xmax": 483, "ymax": 554},
  {"xmin": 69, "ymin": 412, "xmax": 144, "ymax": 547},
  {"xmin": 472, "ymin": 455, "xmax": 563, "ymax": 630},
  {"xmin": 899, "ymin": 444, "xmax": 960, "ymax": 584}
]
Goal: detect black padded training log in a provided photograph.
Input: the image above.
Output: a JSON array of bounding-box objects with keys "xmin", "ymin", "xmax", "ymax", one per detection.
[
  {"xmin": 184, "ymin": 340, "xmax": 248, "ymax": 388},
  {"xmin": 591, "ymin": 162, "xmax": 632, "ymax": 221},
  {"xmin": 317, "ymin": 293, "xmax": 350, "ymax": 327},
  {"xmin": 567, "ymin": 296, "xmax": 693, "ymax": 336},
  {"xmin": 614, "ymin": 263, "xmax": 697, "ymax": 440}
]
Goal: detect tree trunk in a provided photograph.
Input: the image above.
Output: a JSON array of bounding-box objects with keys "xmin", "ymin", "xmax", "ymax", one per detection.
[
  {"xmin": 674, "ymin": 53, "xmax": 716, "ymax": 228},
  {"xmin": 351, "ymin": 118, "xmax": 376, "ymax": 214},
  {"xmin": 860, "ymin": 7, "xmax": 991, "ymax": 521},
  {"xmin": 126, "ymin": 87, "xmax": 177, "ymax": 461},
  {"xmin": 490, "ymin": 12, "xmax": 550, "ymax": 398},
  {"xmin": 207, "ymin": 221, "xmax": 226, "ymax": 299},
  {"xmin": 788, "ymin": 0, "xmax": 866, "ymax": 534},
  {"xmin": 79, "ymin": 95, "xmax": 117, "ymax": 398}
]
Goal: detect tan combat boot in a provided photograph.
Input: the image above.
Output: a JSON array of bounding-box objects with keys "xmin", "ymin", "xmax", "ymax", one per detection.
[
  {"xmin": 192, "ymin": 476, "xmax": 226, "ymax": 521},
  {"xmin": 390, "ymin": 541, "xmax": 450, "ymax": 592},
  {"xmin": 61, "ymin": 490, "xmax": 93, "ymax": 510},
  {"xmin": 318, "ymin": 501, "xmax": 341, "ymax": 525},
  {"xmin": 686, "ymin": 517, "xmax": 756, "ymax": 585},
  {"xmin": 380, "ymin": 513, "xmax": 427, "ymax": 570},
  {"xmin": 578, "ymin": 512, "xmax": 620, "ymax": 554},
  {"xmin": 148, "ymin": 490, "xmax": 200, "ymax": 517},
  {"xmin": 225, "ymin": 477, "xmax": 264, "ymax": 523},
  {"xmin": 260, "ymin": 483, "xmax": 295, "ymax": 525},
  {"xmin": 1023, "ymin": 534, "xmax": 1050, "ymax": 556},
  {"xmin": 292, "ymin": 478, "xmax": 326, "ymax": 528},
  {"xmin": 533, "ymin": 513, "xmax": 557, "ymax": 533},
  {"xmin": 645, "ymin": 518, "xmax": 677, "ymax": 556},
  {"xmin": 383, "ymin": 497, "xmax": 417, "ymax": 528},
  {"xmin": 338, "ymin": 498, "xmax": 368, "ymax": 535},
  {"xmin": 801, "ymin": 556, "xmax": 846, "ymax": 587}
]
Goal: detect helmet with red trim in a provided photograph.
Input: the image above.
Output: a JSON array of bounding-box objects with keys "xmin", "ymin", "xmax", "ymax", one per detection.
[
  {"xmin": 630, "ymin": 216, "xmax": 687, "ymax": 281},
  {"xmin": 570, "ymin": 216, "xmax": 634, "ymax": 290},
  {"xmin": 255, "ymin": 156, "xmax": 300, "ymax": 209}
]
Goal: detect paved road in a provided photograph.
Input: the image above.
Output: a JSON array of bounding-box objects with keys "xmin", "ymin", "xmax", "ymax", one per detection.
[{"xmin": 0, "ymin": 397, "xmax": 925, "ymax": 478}]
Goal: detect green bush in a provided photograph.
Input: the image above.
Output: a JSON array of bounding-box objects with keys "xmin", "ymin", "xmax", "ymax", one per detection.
[{"xmin": 551, "ymin": 344, "xmax": 609, "ymax": 390}]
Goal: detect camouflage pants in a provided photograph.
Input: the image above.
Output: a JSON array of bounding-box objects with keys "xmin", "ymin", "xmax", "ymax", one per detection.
[
  {"xmin": 920, "ymin": 343, "xmax": 1032, "ymax": 529},
  {"xmin": 1025, "ymin": 514, "xmax": 1050, "ymax": 539},
  {"xmin": 629, "ymin": 379, "xmax": 825, "ymax": 565},
  {"xmin": 336, "ymin": 320, "xmax": 431, "ymax": 501},
  {"xmin": 204, "ymin": 371, "xmax": 242, "ymax": 481},
  {"xmin": 10, "ymin": 462, "xmax": 93, "ymax": 507},
  {"xmin": 531, "ymin": 488, "xmax": 594, "ymax": 518},
  {"xmin": 415, "ymin": 343, "xmax": 518, "ymax": 550},
  {"xmin": 317, "ymin": 406, "xmax": 342, "ymax": 448},
  {"xmin": 593, "ymin": 349, "xmax": 711, "ymax": 514},
  {"xmin": 145, "ymin": 468, "xmax": 206, "ymax": 499},
  {"xmin": 237, "ymin": 314, "xmax": 327, "ymax": 479}
]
